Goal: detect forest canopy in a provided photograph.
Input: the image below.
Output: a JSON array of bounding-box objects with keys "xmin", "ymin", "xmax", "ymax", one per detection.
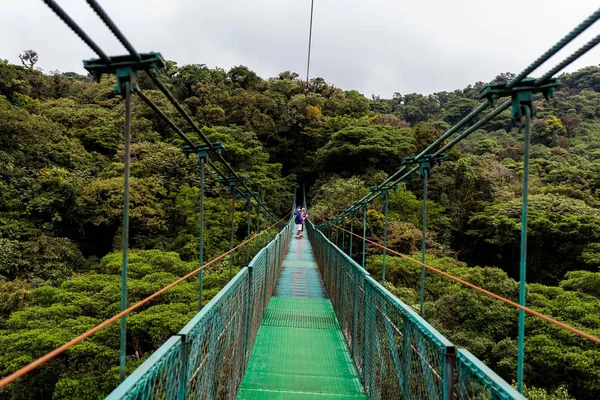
[{"xmin": 1, "ymin": 57, "xmax": 600, "ymax": 398}]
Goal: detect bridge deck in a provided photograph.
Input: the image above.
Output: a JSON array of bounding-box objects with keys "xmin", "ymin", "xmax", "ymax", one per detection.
[{"xmin": 237, "ymin": 235, "xmax": 366, "ymax": 399}]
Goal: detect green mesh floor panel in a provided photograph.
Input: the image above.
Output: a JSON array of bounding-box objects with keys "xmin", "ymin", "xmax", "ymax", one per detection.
[
  {"xmin": 238, "ymin": 237, "xmax": 365, "ymax": 399},
  {"xmin": 262, "ymin": 299, "xmax": 339, "ymax": 329},
  {"xmin": 239, "ymin": 324, "xmax": 365, "ymax": 398},
  {"xmin": 238, "ymin": 388, "xmax": 366, "ymax": 399},
  {"xmin": 282, "ymin": 259, "xmax": 317, "ymax": 269},
  {"xmin": 244, "ymin": 326, "xmax": 354, "ymax": 376},
  {"xmin": 274, "ymin": 268, "xmax": 327, "ymax": 298},
  {"xmin": 285, "ymin": 253, "xmax": 315, "ymax": 261},
  {"xmin": 267, "ymin": 297, "xmax": 333, "ymax": 311},
  {"xmin": 239, "ymin": 372, "xmax": 364, "ymax": 396}
]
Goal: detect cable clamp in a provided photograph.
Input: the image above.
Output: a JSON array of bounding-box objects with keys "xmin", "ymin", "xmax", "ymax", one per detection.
[
  {"xmin": 480, "ymin": 77, "xmax": 560, "ymax": 118},
  {"xmin": 83, "ymin": 52, "xmax": 165, "ymax": 94}
]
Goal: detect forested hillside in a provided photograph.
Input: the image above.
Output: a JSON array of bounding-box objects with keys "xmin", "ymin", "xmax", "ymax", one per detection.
[{"xmin": 0, "ymin": 56, "xmax": 599, "ymax": 399}]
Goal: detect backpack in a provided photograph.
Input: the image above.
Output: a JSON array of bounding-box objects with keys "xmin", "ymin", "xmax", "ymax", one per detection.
[{"xmin": 294, "ymin": 211, "xmax": 302, "ymax": 224}]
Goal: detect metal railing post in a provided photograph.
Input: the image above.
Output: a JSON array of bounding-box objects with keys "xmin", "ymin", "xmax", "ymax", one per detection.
[
  {"xmin": 119, "ymin": 77, "xmax": 132, "ymax": 383},
  {"xmin": 362, "ymin": 204, "xmax": 367, "ymax": 269},
  {"xmin": 517, "ymin": 105, "xmax": 532, "ymax": 393},
  {"xmin": 419, "ymin": 162, "xmax": 430, "ymax": 316}
]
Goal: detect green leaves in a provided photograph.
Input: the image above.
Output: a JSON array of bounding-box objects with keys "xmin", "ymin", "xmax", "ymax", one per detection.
[
  {"xmin": 468, "ymin": 194, "xmax": 600, "ymax": 282},
  {"xmin": 315, "ymin": 125, "xmax": 415, "ymax": 176}
]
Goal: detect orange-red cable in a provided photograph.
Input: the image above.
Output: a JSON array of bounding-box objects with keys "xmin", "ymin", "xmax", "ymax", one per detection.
[
  {"xmin": 325, "ymin": 221, "xmax": 600, "ymax": 345},
  {"xmin": 0, "ymin": 213, "xmax": 290, "ymax": 388}
]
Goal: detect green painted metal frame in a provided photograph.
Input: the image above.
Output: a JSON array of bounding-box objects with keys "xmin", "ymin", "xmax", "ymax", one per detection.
[
  {"xmin": 361, "ymin": 203, "xmax": 367, "ymax": 269},
  {"xmin": 107, "ymin": 219, "xmax": 295, "ymax": 399},
  {"xmin": 106, "ymin": 336, "xmax": 184, "ymax": 400},
  {"xmin": 517, "ymin": 105, "xmax": 532, "ymax": 393},
  {"xmin": 306, "ymin": 219, "xmax": 522, "ymax": 400},
  {"xmin": 456, "ymin": 349, "xmax": 525, "ymax": 400},
  {"xmin": 181, "ymin": 142, "xmax": 224, "ymax": 311},
  {"xmin": 119, "ymin": 78, "xmax": 133, "ymax": 383}
]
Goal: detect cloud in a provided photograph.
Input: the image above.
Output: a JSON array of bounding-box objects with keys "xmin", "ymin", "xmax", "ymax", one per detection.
[{"xmin": 2, "ymin": 0, "xmax": 599, "ymax": 97}]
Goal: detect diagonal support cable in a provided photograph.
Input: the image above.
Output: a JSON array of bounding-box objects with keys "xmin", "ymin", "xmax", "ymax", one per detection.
[
  {"xmin": 85, "ymin": 0, "xmax": 141, "ymax": 61},
  {"xmin": 41, "ymin": 0, "xmax": 111, "ymax": 62}
]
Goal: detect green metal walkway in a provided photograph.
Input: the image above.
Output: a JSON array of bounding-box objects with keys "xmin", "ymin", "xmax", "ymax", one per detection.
[{"xmin": 237, "ymin": 235, "xmax": 366, "ymax": 399}]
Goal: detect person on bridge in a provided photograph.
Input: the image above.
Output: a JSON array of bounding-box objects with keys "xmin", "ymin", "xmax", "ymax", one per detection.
[
  {"xmin": 299, "ymin": 208, "xmax": 308, "ymax": 238},
  {"xmin": 295, "ymin": 207, "xmax": 303, "ymax": 239}
]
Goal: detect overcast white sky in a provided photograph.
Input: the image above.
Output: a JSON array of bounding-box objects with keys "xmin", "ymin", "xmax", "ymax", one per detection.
[{"xmin": 1, "ymin": 0, "xmax": 599, "ymax": 97}]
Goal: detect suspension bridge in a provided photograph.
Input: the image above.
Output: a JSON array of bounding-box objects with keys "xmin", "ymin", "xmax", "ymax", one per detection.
[{"xmin": 1, "ymin": 1, "xmax": 600, "ymax": 399}]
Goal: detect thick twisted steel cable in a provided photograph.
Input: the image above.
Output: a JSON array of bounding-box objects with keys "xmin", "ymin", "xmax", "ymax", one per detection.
[
  {"xmin": 415, "ymin": 101, "xmax": 490, "ymax": 159},
  {"xmin": 82, "ymin": 0, "xmax": 281, "ymax": 218},
  {"xmin": 344, "ymin": 102, "xmax": 504, "ymax": 213},
  {"xmin": 41, "ymin": 0, "xmax": 281, "ymax": 236},
  {"xmin": 206, "ymin": 160, "xmax": 277, "ymax": 222},
  {"xmin": 41, "ymin": 0, "xmax": 111, "ymax": 62},
  {"xmin": 536, "ymin": 32, "xmax": 600, "ymax": 84},
  {"xmin": 306, "ymin": 0, "xmax": 315, "ymax": 82},
  {"xmin": 432, "ymin": 101, "xmax": 512, "ymax": 157},
  {"xmin": 332, "ymin": 8, "xmax": 600, "ymax": 220},
  {"xmin": 507, "ymin": 7, "xmax": 600, "ymax": 88},
  {"xmin": 137, "ymin": 90, "xmax": 270, "ymax": 212},
  {"xmin": 136, "ymin": 89, "xmax": 197, "ymax": 148},
  {"xmin": 145, "ymin": 76, "xmax": 279, "ymax": 218},
  {"xmin": 388, "ymin": 165, "xmax": 420, "ymax": 189},
  {"xmin": 84, "ymin": 0, "xmax": 141, "ymax": 61},
  {"xmin": 336, "ymin": 100, "xmax": 491, "ymax": 217},
  {"xmin": 207, "ymin": 160, "xmax": 252, "ymax": 201},
  {"xmin": 146, "ymin": 73, "xmax": 212, "ymax": 146},
  {"xmin": 0, "ymin": 212, "xmax": 290, "ymax": 388},
  {"xmin": 209, "ymin": 155, "xmax": 280, "ymax": 221}
]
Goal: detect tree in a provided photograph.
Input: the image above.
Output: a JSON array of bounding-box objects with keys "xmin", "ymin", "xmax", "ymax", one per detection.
[
  {"xmin": 531, "ymin": 115, "xmax": 565, "ymax": 147},
  {"xmin": 343, "ymin": 90, "xmax": 370, "ymax": 116},
  {"xmin": 310, "ymin": 176, "xmax": 369, "ymax": 220},
  {"xmin": 19, "ymin": 50, "xmax": 39, "ymax": 71},
  {"xmin": 468, "ymin": 194, "xmax": 600, "ymax": 282},
  {"xmin": 315, "ymin": 125, "xmax": 415, "ymax": 176},
  {"xmin": 443, "ymin": 97, "xmax": 481, "ymax": 125},
  {"xmin": 228, "ymin": 65, "xmax": 262, "ymax": 91}
]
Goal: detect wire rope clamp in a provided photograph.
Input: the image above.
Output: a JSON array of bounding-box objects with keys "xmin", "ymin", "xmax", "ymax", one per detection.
[
  {"xmin": 237, "ymin": 191, "xmax": 258, "ymax": 207},
  {"xmin": 83, "ymin": 52, "xmax": 166, "ymax": 94},
  {"xmin": 218, "ymin": 176, "xmax": 247, "ymax": 192},
  {"xmin": 366, "ymin": 186, "xmax": 380, "ymax": 205},
  {"xmin": 380, "ymin": 184, "xmax": 399, "ymax": 199},
  {"xmin": 480, "ymin": 77, "xmax": 560, "ymax": 118},
  {"xmin": 180, "ymin": 142, "xmax": 224, "ymax": 164},
  {"xmin": 402, "ymin": 154, "xmax": 445, "ymax": 179}
]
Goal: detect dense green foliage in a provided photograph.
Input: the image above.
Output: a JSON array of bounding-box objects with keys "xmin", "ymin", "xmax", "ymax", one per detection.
[
  {"xmin": 309, "ymin": 69, "xmax": 600, "ymax": 399},
  {"xmin": 1, "ymin": 56, "xmax": 600, "ymax": 398}
]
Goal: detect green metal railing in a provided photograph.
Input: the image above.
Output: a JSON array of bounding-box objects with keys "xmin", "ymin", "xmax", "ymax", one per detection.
[
  {"xmin": 107, "ymin": 220, "xmax": 294, "ymax": 400},
  {"xmin": 456, "ymin": 349, "xmax": 523, "ymax": 400},
  {"xmin": 306, "ymin": 220, "xmax": 524, "ymax": 400}
]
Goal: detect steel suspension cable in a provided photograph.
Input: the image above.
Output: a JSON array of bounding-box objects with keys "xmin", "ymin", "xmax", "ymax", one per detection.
[
  {"xmin": 507, "ymin": 6, "xmax": 600, "ymax": 88},
  {"xmin": 329, "ymin": 7, "xmax": 600, "ymax": 222},
  {"xmin": 146, "ymin": 73, "xmax": 212, "ymax": 146},
  {"xmin": 138, "ymin": 89, "xmax": 277, "ymax": 221},
  {"xmin": 536, "ymin": 32, "xmax": 600, "ymax": 84},
  {"xmin": 306, "ymin": 0, "xmax": 315, "ymax": 83},
  {"xmin": 432, "ymin": 101, "xmax": 512, "ymax": 157},
  {"xmin": 79, "ymin": 0, "xmax": 281, "ymax": 219},
  {"xmin": 41, "ymin": 0, "xmax": 111, "ymax": 62},
  {"xmin": 135, "ymin": 89, "xmax": 197, "ymax": 148},
  {"xmin": 388, "ymin": 165, "xmax": 420, "ymax": 188},
  {"xmin": 84, "ymin": 0, "xmax": 141, "ymax": 60}
]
